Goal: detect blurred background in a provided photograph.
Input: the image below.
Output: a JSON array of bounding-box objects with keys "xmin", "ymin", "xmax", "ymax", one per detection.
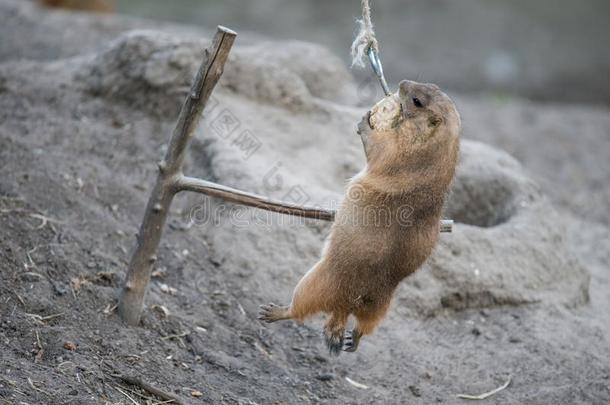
[{"xmin": 115, "ymin": 0, "xmax": 610, "ymax": 105}]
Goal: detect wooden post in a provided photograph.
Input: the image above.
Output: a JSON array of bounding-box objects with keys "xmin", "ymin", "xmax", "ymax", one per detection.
[{"xmin": 118, "ymin": 26, "xmax": 237, "ymax": 325}]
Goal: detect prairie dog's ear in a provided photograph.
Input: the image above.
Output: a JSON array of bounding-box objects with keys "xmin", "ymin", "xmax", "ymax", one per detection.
[{"xmin": 398, "ymin": 80, "xmax": 412, "ymax": 99}]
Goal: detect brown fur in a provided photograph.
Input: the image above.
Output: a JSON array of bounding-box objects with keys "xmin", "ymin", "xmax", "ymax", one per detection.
[
  {"xmin": 39, "ymin": 0, "xmax": 114, "ymax": 13},
  {"xmin": 259, "ymin": 80, "xmax": 461, "ymax": 354}
]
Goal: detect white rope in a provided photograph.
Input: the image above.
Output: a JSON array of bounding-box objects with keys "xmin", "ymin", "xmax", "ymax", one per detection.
[{"xmin": 351, "ymin": 0, "xmax": 379, "ymax": 68}]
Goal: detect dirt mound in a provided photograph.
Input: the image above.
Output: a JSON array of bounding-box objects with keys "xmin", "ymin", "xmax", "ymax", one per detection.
[
  {"xmin": 78, "ymin": 30, "xmax": 355, "ymax": 117},
  {"xmin": 418, "ymin": 141, "xmax": 589, "ymax": 314},
  {"xmin": 0, "ymin": 2, "xmax": 608, "ymax": 404}
]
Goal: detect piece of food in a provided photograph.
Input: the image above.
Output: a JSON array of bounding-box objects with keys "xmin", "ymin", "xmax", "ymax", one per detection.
[{"xmin": 369, "ymin": 92, "xmax": 401, "ymax": 130}]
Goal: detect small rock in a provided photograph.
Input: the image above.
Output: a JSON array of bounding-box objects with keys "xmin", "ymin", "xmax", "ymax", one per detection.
[
  {"xmin": 68, "ymin": 389, "xmax": 78, "ymax": 396},
  {"xmin": 53, "ymin": 284, "xmax": 68, "ymax": 296},
  {"xmin": 408, "ymin": 385, "xmax": 422, "ymax": 397},
  {"xmin": 159, "ymin": 283, "xmax": 177, "ymax": 295},
  {"xmin": 152, "ymin": 305, "xmax": 170, "ymax": 318},
  {"xmin": 191, "ymin": 390, "xmax": 203, "ymax": 397},
  {"xmin": 471, "ymin": 327, "xmax": 481, "ymax": 336},
  {"xmin": 63, "ymin": 341, "xmax": 77, "ymax": 351},
  {"xmin": 21, "ymin": 273, "xmax": 43, "ymax": 282},
  {"xmin": 508, "ymin": 336, "xmax": 522, "ymax": 343},
  {"xmin": 316, "ymin": 373, "xmax": 335, "ymax": 381},
  {"xmin": 151, "ymin": 267, "xmax": 167, "ymax": 278}
]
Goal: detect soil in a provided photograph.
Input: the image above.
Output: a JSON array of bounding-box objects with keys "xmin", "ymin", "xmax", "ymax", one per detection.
[{"xmin": 0, "ymin": 1, "xmax": 609, "ymax": 404}]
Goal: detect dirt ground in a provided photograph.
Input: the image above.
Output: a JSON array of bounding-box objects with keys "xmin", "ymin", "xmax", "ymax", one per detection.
[{"xmin": 1, "ymin": 1, "xmax": 609, "ymax": 404}]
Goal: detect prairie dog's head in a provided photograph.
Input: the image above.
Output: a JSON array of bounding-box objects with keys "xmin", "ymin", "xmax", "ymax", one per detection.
[
  {"xmin": 396, "ymin": 80, "xmax": 460, "ymax": 144},
  {"xmin": 369, "ymin": 80, "xmax": 460, "ymax": 144},
  {"xmin": 366, "ymin": 80, "xmax": 461, "ymax": 176}
]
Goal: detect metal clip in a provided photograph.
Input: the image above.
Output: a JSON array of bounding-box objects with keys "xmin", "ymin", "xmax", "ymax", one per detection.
[{"xmin": 367, "ymin": 46, "xmax": 391, "ymax": 96}]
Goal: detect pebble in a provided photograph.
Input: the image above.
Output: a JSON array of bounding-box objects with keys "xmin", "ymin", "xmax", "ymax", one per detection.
[
  {"xmin": 63, "ymin": 341, "xmax": 77, "ymax": 351},
  {"xmin": 316, "ymin": 373, "xmax": 335, "ymax": 381},
  {"xmin": 408, "ymin": 385, "xmax": 422, "ymax": 397}
]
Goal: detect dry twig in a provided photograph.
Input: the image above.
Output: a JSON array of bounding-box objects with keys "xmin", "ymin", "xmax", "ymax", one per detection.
[
  {"xmin": 161, "ymin": 331, "xmax": 190, "ymax": 341},
  {"xmin": 25, "ymin": 312, "xmax": 64, "ymax": 323},
  {"xmin": 115, "ymin": 374, "xmax": 183, "ymax": 405},
  {"xmin": 114, "ymin": 385, "xmax": 139, "ymax": 405},
  {"xmin": 34, "ymin": 330, "xmax": 44, "ymax": 363},
  {"xmin": 457, "ymin": 376, "xmax": 512, "ymax": 400},
  {"xmin": 29, "ymin": 213, "xmax": 63, "ymax": 230},
  {"xmin": 1, "ymin": 286, "xmax": 26, "ymax": 307},
  {"xmin": 345, "ymin": 376, "xmax": 369, "ymax": 389},
  {"xmin": 27, "ymin": 377, "xmax": 52, "ymax": 397}
]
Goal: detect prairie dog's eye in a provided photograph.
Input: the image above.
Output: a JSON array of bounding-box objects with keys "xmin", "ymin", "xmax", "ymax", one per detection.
[{"xmin": 412, "ymin": 97, "xmax": 423, "ymax": 108}]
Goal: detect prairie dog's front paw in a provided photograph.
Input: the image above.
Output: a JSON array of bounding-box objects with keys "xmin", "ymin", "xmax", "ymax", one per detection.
[
  {"xmin": 357, "ymin": 111, "xmax": 372, "ymax": 136},
  {"xmin": 357, "ymin": 111, "xmax": 372, "ymax": 157}
]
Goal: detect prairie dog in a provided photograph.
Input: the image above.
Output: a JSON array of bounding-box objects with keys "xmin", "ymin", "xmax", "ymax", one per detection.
[{"xmin": 259, "ymin": 80, "xmax": 461, "ymax": 354}]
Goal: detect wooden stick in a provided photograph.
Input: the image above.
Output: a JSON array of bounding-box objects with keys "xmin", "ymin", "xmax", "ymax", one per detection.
[
  {"xmin": 177, "ymin": 175, "xmax": 334, "ymax": 220},
  {"xmin": 117, "ymin": 375, "xmax": 184, "ymax": 405},
  {"xmin": 176, "ymin": 175, "xmax": 453, "ymax": 231},
  {"xmin": 118, "ymin": 26, "xmax": 237, "ymax": 325}
]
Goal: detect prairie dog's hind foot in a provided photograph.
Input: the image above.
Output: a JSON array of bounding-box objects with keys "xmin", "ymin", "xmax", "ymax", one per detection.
[
  {"xmin": 324, "ymin": 329, "xmax": 345, "ymax": 356},
  {"xmin": 324, "ymin": 312, "xmax": 348, "ymax": 356},
  {"xmin": 258, "ymin": 303, "xmax": 290, "ymax": 323},
  {"xmin": 343, "ymin": 329, "xmax": 363, "ymax": 352}
]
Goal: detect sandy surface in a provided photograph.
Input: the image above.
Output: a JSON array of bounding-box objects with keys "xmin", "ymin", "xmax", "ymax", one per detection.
[{"xmin": 0, "ymin": 1, "xmax": 609, "ymax": 404}]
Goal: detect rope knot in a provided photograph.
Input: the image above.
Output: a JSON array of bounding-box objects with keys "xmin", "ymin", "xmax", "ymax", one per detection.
[{"xmin": 351, "ymin": 0, "xmax": 378, "ymax": 68}]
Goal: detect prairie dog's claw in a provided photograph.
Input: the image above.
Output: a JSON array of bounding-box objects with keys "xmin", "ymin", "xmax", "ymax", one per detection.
[{"xmin": 343, "ymin": 329, "xmax": 362, "ymax": 352}]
